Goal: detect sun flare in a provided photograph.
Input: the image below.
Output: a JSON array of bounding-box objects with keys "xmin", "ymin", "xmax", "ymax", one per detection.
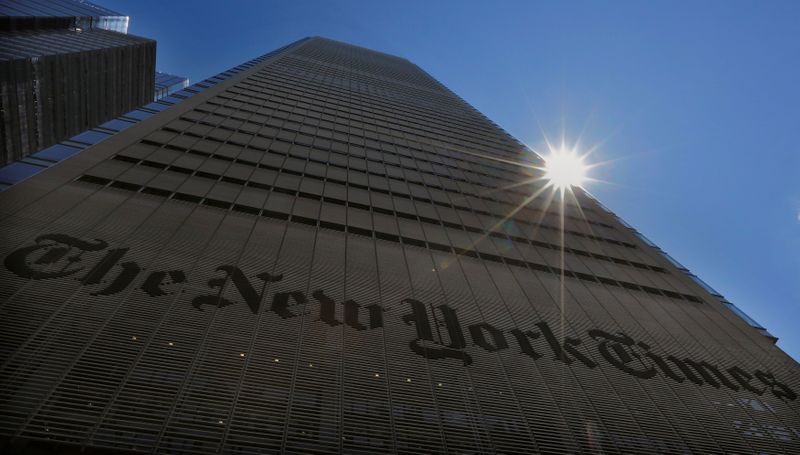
[{"xmin": 543, "ymin": 148, "xmax": 588, "ymax": 190}]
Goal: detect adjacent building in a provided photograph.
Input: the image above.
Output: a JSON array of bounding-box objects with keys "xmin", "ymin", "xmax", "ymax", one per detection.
[
  {"xmin": 0, "ymin": 0, "xmax": 129, "ymax": 33},
  {"xmin": 0, "ymin": 1, "xmax": 154, "ymax": 166},
  {"xmin": 154, "ymin": 71, "xmax": 190, "ymax": 101},
  {"xmin": 0, "ymin": 37, "xmax": 797, "ymax": 454}
]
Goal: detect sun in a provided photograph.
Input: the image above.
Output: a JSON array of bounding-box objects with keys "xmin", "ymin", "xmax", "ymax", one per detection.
[{"xmin": 543, "ymin": 148, "xmax": 588, "ymax": 190}]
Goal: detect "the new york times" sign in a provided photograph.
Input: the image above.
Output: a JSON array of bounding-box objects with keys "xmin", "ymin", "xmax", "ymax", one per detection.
[{"xmin": 6, "ymin": 233, "xmax": 796, "ymax": 402}]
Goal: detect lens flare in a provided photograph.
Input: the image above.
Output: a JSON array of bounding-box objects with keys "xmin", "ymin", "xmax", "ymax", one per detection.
[{"xmin": 544, "ymin": 148, "xmax": 588, "ymax": 190}]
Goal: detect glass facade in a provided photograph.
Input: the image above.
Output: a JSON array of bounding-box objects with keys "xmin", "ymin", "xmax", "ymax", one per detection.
[
  {"xmin": 154, "ymin": 72, "xmax": 191, "ymax": 102},
  {"xmin": 0, "ymin": 0, "xmax": 129, "ymax": 33},
  {"xmin": 0, "ymin": 0, "xmax": 149, "ymax": 167},
  {"xmin": 0, "ymin": 37, "xmax": 797, "ymax": 454},
  {"xmin": 0, "ymin": 28, "xmax": 155, "ymax": 165}
]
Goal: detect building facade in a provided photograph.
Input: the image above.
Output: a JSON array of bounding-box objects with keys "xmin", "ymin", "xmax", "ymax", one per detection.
[
  {"xmin": 154, "ymin": 72, "xmax": 190, "ymax": 102},
  {"xmin": 0, "ymin": 1, "xmax": 153, "ymax": 165},
  {"xmin": 0, "ymin": 0, "xmax": 129, "ymax": 33},
  {"xmin": 0, "ymin": 37, "xmax": 797, "ymax": 454}
]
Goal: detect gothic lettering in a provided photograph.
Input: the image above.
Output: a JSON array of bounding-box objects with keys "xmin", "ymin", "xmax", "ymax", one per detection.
[
  {"xmin": 343, "ymin": 300, "xmax": 364, "ymax": 330},
  {"xmin": 312, "ymin": 290, "xmax": 341, "ymax": 326},
  {"xmin": 141, "ymin": 270, "xmax": 186, "ymax": 297},
  {"xmin": 402, "ymin": 298, "xmax": 472, "ymax": 366},
  {"xmin": 5, "ymin": 233, "xmax": 107, "ymax": 279},
  {"xmin": 667, "ymin": 357, "xmax": 739, "ymax": 391},
  {"xmin": 643, "ymin": 349, "xmax": 686, "ymax": 383},
  {"xmin": 754, "ymin": 370, "xmax": 797, "ymax": 401},
  {"xmin": 81, "ymin": 248, "xmax": 130, "ymax": 285},
  {"xmin": 469, "ymin": 323, "xmax": 509, "ymax": 352},
  {"xmin": 437, "ymin": 305, "xmax": 468, "ymax": 350},
  {"xmin": 310, "ymin": 291, "xmax": 384, "ymax": 330},
  {"xmin": 365, "ymin": 304, "xmax": 384, "ymax": 330},
  {"xmin": 344, "ymin": 300, "xmax": 384, "ymax": 330},
  {"xmin": 92, "ymin": 261, "xmax": 141, "ymax": 296},
  {"xmin": 588, "ymin": 330, "xmax": 656, "ymax": 379},
  {"xmin": 508, "ymin": 329, "xmax": 542, "ymax": 360},
  {"xmin": 535, "ymin": 321, "xmax": 597, "ymax": 368},
  {"xmin": 4, "ymin": 233, "xmax": 796, "ymax": 402},
  {"xmin": 727, "ymin": 366, "xmax": 765, "ymax": 395},
  {"xmin": 76, "ymin": 247, "xmax": 143, "ymax": 296},
  {"xmin": 192, "ymin": 266, "xmax": 281, "ymax": 313},
  {"xmin": 271, "ymin": 291, "xmax": 306, "ymax": 318}
]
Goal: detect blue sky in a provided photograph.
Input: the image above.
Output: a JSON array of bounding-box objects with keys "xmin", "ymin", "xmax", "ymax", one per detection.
[{"xmin": 107, "ymin": 1, "xmax": 799, "ymax": 360}]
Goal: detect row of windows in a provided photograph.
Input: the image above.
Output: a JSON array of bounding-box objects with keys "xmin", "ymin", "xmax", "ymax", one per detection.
[
  {"xmin": 228, "ymin": 74, "xmax": 574, "ymax": 215},
  {"xmin": 208, "ymin": 87, "xmax": 542, "ymax": 194},
  {"xmin": 98, "ymin": 150, "xmax": 657, "ymax": 274},
  {"xmin": 294, "ymin": 42, "xmax": 446, "ymax": 91},
  {"xmin": 129, "ymin": 131, "xmax": 630, "ymax": 253},
  {"xmin": 245, "ymin": 70, "xmax": 523, "ymax": 164},
  {"xmin": 74, "ymin": 168, "xmax": 696, "ymax": 305},
  {"xmin": 246, "ymin": 69, "xmax": 521, "ymax": 162},
  {"xmin": 211, "ymin": 85, "xmax": 524, "ymax": 185},
  {"xmin": 160, "ymin": 116, "xmax": 602, "ymax": 235},
  {"xmin": 175, "ymin": 105, "xmax": 606, "ymax": 229},
  {"xmin": 276, "ymin": 56, "xmax": 471, "ymax": 121},
  {"xmin": 258, "ymin": 58, "xmax": 517, "ymax": 153}
]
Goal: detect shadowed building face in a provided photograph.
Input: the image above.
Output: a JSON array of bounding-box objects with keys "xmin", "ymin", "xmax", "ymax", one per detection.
[{"xmin": 0, "ymin": 1, "xmax": 153, "ymax": 166}]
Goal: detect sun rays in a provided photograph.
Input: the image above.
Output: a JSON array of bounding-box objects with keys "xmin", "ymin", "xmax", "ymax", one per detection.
[
  {"xmin": 430, "ymin": 133, "xmax": 614, "ymax": 278},
  {"xmin": 543, "ymin": 147, "xmax": 588, "ymax": 190}
]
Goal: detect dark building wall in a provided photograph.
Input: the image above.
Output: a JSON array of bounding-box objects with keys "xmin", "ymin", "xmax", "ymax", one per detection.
[
  {"xmin": 0, "ymin": 37, "xmax": 798, "ymax": 454},
  {"xmin": 0, "ymin": 28, "xmax": 155, "ymax": 165}
]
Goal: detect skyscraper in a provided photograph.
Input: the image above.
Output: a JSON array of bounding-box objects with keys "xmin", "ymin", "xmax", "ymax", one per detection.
[
  {"xmin": 0, "ymin": 1, "xmax": 154, "ymax": 165},
  {"xmin": 0, "ymin": 0, "xmax": 129, "ymax": 33},
  {"xmin": 0, "ymin": 37, "xmax": 797, "ymax": 454}
]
